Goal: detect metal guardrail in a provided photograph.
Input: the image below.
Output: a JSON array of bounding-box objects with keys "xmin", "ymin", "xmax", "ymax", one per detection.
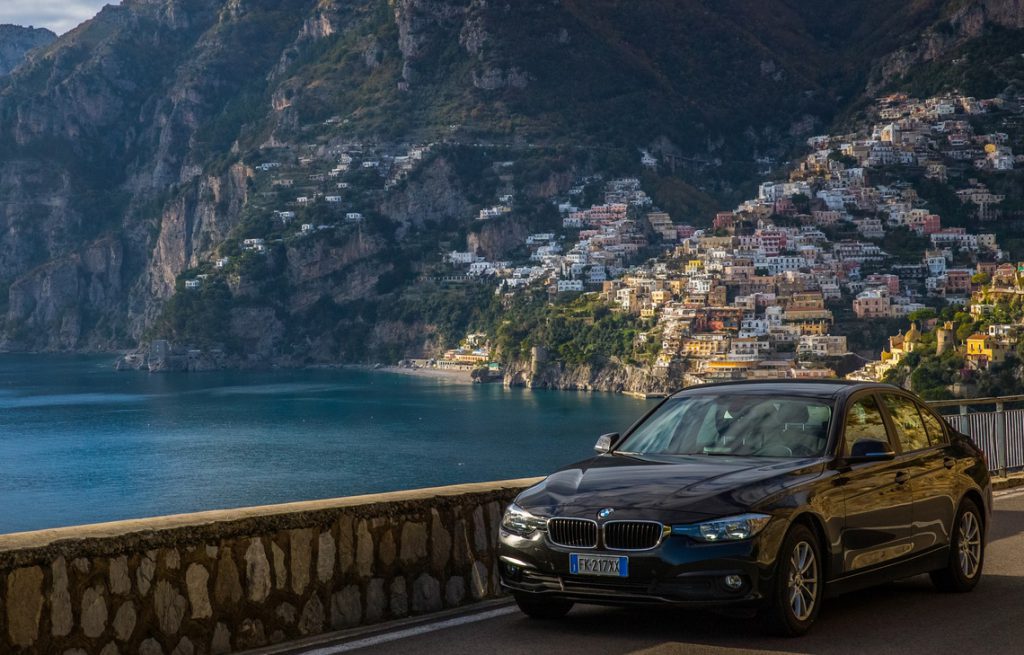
[{"xmin": 928, "ymin": 396, "xmax": 1024, "ymax": 478}]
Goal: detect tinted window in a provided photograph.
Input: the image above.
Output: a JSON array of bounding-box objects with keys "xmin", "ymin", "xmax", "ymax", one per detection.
[
  {"xmin": 617, "ymin": 395, "xmax": 833, "ymax": 458},
  {"xmin": 843, "ymin": 396, "xmax": 890, "ymax": 456},
  {"xmin": 882, "ymin": 394, "xmax": 930, "ymax": 452},
  {"xmin": 918, "ymin": 405, "xmax": 949, "ymax": 446}
]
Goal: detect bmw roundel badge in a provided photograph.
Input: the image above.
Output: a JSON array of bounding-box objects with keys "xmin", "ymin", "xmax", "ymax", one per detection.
[{"xmin": 598, "ymin": 508, "xmax": 615, "ymax": 520}]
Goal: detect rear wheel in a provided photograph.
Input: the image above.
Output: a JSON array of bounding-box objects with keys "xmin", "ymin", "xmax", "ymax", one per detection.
[
  {"xmin": 930, "ymin": 498, "xmax": 984, "ymax": 593},
  {"xmin": 763, "ymin": 523, "xmax": 822, "ymax": 637},
  {"xmin": 513, "ymin": 593, "xmax": 574, "ymax": 620}
]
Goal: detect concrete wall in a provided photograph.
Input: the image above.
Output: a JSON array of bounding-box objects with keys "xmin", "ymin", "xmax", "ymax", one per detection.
[{"xmin": 0, "ymin": 478, "xmax": 541, "ymax": 655}]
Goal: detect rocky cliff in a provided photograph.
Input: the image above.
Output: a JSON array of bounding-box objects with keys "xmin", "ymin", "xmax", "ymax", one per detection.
[
  {"xmin": 871, "ymin": 0, "xmax": 1024, "ymax": 89},
  {"xmin": 0, "ymin": 25, "xmax": 54, "ymax": 76}
]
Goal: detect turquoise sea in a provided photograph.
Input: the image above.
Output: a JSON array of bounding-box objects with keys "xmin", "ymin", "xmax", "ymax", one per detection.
[{"xmin": 0, "ymin": 355, "xmax": 654, "ymax": 533}]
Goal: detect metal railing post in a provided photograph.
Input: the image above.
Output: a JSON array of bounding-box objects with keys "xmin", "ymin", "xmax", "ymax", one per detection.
[{"xmin": 996, "ymin": 401, "xmax": 1008, "ymax": 478}]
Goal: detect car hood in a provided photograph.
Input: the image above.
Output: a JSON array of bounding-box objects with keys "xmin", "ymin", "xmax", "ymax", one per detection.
[{"xmin": 516, "ymin": 453, "xmax": 825, "ymax": 523}]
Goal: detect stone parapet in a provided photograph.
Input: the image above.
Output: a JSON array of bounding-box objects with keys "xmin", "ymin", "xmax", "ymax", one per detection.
[{"xmin": 0, "ymin": 478, "xmax": 541, "ymax": 654}]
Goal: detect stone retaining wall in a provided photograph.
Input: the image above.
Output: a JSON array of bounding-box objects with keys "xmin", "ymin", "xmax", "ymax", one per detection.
[{"xmin": 0, "ymin": 478, "xmax": 541, "ymax": 655}]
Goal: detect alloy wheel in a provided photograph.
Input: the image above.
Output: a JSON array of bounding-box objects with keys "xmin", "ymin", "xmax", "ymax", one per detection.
[
  {"xmin": 958, "ymin": 510, "xmax": 982, "ymax": 579},
  {"xmin": 787, "ymin": 541, "xmax": 818, "ymax": 622}
]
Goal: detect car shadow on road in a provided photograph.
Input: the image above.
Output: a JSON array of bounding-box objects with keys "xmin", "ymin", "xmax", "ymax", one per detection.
[{"xmin": 510, "ymin": 572, "xmax": 1024, "ymax": 655}]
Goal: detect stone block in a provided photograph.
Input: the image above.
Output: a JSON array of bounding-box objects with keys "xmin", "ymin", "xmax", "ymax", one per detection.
[
  {"xmin": 7, "ymin": 565, "xmax": 44, "ymax": 647},
  {"xmin": 109, "ymin": 556, "xmax": 131, "ymax": 595},
  {"xmin": 139, "ymin": 638, "xmax": 163, "ymax": 655},
  {"xmin": 271, "ymin": 541, "xmax": 288, "ymax": 590},
  {"xmin": 290, "ymin": 528, "xmax": 314, "ymax": 595},
  {"xmin": 400, "ymin": 522, "xmax": 428, "ymax": 566},
  {"xmin": 470, "ymin": 561, "xmax": 488, "ymax": 600},
  {"xmin": 366, "ymin": 578, "xmax": 387, "ymax": 623},
  {"xmin": 237, "ymin": 618, "xmax": 267, "ymax": 650},
  {"xmin": 112, "ymin": 601, "xmax": 136, "ymax": 642},
  {"xmin": 389, "ymin": 577, "xmax": 408, "ymax": 617},
  {"xmin": 338, "ymin": 515, "xmax": 354, "ymax": 574},
  {"xmin": 317, "ymin": 531, "xmax": 336, "ymax": 583},
  {"xmin": 275, "ymin": 602, "xmax": 297, "ymax": 625},
  {"xmin": 50, "ymin": 556, "xmax": 73, "ymax": 637},
  {"xmin": 355, "ymin": 520, "xmax": 374, "ymax": 578},
  {"xmin": 100, "ymin": 643, "xmax": 119, "ymax": 655},
  {"xmin": 214, "ymin": 548, "xmax": 241, "ymax": 605},
  {"xmin": 163, "ymin": 549, "xmax": 181, "ymax": 571},
  {"xmin": 244, "ymin": 539, "xmax": 271, "ymax": 602},
  {"xmin": 185, "ymin": 564, "xmax": 211, "ymax": 619},
  {"xmin": 411, "ymin": 574, "xmax": 442, "ymax": 614},
  {"xmin": 171, "ymin": 637, "xmax": 194, "ymax": 655},
  {"xmin": 154, "ymin": 580, "xmax": 187, "ymax": 635},
  {"xmin": 137, "ymin": 555, "xmax": 156, "ymax": 597},
  {"xmin": 472, "ymin": 506, "xmax": 488, "ymax": 553},
  {"xmin": 445, "ymin": 577, "xmax": 466, "ymax": 607},
  {"xmin": 298, "ymin": 595, "xmax": 325, "ymax": 635},
  {"xmin": 378, "ymin": 530, "xmax": 396, "ymax": 567},
  {"xmin": 486, "ymin": 502, "xmax": 501, "ymax": 547},
  {"xmin": 330, "ymin": 585, "xmax": 362, "ymax": 629},
  {"xmin": 452, "ymin": 519, "xmax": 471, "ymax": 568},
  {"xmin": 81, "ymin": 584, "xmax": 109, "ymax": 639},
  {"xmin": 211, "ymin": 622, "xmax": 231, "ymax": 655},
  {"xmin": 431, "ymin": 510, "xmax": 452, "ymax": 571}
]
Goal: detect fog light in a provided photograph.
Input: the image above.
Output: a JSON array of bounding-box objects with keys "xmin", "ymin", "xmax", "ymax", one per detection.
[
  {"xmin": 724, "ymin": 575, "xmax": 744, "ymax": 590},
  {"xmin": 502, "ymin": 562, "xmax": 522, "ymax": 581}
]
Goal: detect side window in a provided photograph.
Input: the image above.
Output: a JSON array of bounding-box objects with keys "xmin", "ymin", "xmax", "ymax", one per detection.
[
  {"xmin": 843, "ymin": 396, "xmax": 890, "ymax": 456},
  {"xmin": 918, "ymin": 405, "xmax": 949, "ymax": 446},
  {"xmin": 882, "ymin": 394, "xmax": 930, "ymax": 452}
]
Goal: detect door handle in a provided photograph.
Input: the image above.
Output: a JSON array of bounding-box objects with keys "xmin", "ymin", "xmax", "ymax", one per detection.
[
  {"xmin": 944, "ymin": 458, "xmax": 956, "ymax": 470},
  {"xmin": 895, "ymin": 471, "xmax": 910, "ymax": 485}
]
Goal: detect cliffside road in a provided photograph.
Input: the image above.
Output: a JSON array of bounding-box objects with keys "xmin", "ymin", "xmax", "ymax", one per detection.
[{"xmin": 279, "ymin": 490, "xmax": 1024, "ymax": 655}]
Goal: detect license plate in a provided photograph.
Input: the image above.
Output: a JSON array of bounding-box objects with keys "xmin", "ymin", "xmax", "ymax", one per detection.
[{"xmin": 569, "ymin": 553, "xmax": 629, "ymax": 577}]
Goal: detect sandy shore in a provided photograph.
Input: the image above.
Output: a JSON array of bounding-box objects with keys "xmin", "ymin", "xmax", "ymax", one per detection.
[{"xmin": 371, "ymin": 365, "xmax": 477, "ymax": 385}]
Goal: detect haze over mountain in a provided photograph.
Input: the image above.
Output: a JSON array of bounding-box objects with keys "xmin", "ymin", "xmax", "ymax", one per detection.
[{"xmin": 0, "ymin": 0, "xmax": 1021, "ymax": 358}]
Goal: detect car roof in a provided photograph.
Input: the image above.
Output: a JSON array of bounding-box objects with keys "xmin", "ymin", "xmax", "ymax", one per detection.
[{"xmin": 671, "ymin": 379, "xmax": 901, "ymax": 401}]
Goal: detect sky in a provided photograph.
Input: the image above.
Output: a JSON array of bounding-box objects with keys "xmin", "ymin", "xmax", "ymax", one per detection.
[{"xmin": 0, "ymin": 1, "xmax": 115, "ymax": 35}]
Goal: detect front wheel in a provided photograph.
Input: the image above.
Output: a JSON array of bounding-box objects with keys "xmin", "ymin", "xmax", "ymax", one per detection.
[
  {"xmin": 763, "ymin": 523, "xmax": 822, "ymax": 637},
  {"xmin": 513, "ymin": 593, "xmax": 574, "ymax": 620},
  {"xmin": 930, "ymin": 498, "xmax": 984, "ymax": 592}
]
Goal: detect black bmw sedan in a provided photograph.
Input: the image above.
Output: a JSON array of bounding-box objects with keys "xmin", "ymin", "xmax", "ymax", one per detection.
[{"xmin": 498, "ymin": 381, "xmax": 991, "ymax": 636}]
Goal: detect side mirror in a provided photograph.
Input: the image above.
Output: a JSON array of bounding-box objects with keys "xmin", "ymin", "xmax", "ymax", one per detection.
[
  {"xmin": 594, "ymin": 433, "xmax": 620, "ymax": 454},
  {"xmin": 845, "ymin": 438, "xmax": 896, "ymax": 463}
]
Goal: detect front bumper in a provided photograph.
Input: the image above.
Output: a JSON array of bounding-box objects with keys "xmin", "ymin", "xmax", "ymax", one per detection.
[{"xmin": 498, "ymin": 527, "xmax": 781, "ymax": 607}]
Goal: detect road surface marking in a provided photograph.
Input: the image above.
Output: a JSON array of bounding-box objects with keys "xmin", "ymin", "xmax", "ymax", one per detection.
[{"xmin": 299, "ymin": 606, "xmax": 519, "ymax": 654}]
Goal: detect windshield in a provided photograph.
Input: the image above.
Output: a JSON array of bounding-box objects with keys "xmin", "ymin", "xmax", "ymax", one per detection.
[{"xmin": 617, "ymin": 394, "xmax": 833, "ymax": 458}]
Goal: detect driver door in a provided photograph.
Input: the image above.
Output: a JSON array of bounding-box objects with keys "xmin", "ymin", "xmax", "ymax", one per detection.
[{"xmin": 835, "ymin": 393, "xmax": 915, "ymax": 574}]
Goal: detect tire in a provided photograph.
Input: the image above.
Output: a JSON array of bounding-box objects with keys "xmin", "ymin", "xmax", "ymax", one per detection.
[
  {"xmin": 930, "ymin": 498, "xmax": 984, "ymax": 593},
  {"xmin": 763, "ymin": 523, "xmax": 823, "ymax": 637},
  {"xmin": 513, "ymin": 592, "xmax": 574, "ymax": 620}
]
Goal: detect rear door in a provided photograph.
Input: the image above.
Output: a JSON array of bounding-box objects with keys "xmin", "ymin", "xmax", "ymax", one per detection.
[
  {"xmin": 915, "ymin": 400, "xmax": 958, "ymax": 547},
  {"xmin": 836, "ymin": 393, "xmax": 916, "ymax": 573}
]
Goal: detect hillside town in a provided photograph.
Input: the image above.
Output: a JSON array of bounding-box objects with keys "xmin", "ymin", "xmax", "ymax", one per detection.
[
  {"xmin": 163, "ymin": 91, "xmax": 1024, "ymax": 389},
  {"xmin": 433, "ymin": 92, "xmax": 1022, "ymax": 385}
]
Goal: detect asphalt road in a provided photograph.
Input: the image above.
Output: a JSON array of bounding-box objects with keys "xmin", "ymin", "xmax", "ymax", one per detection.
[{"xmin": 287, "ymin": 490, "xmax": 1024, "ymax": 655}]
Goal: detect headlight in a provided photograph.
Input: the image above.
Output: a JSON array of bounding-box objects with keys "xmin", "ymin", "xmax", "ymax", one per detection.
[
  {"xmin": 501, "ymin": 503, "xmax": 548, "ymax": 537},
  {"xmin": 672, "ymin": 513, "xmax": 771, "ymax": 542}
]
